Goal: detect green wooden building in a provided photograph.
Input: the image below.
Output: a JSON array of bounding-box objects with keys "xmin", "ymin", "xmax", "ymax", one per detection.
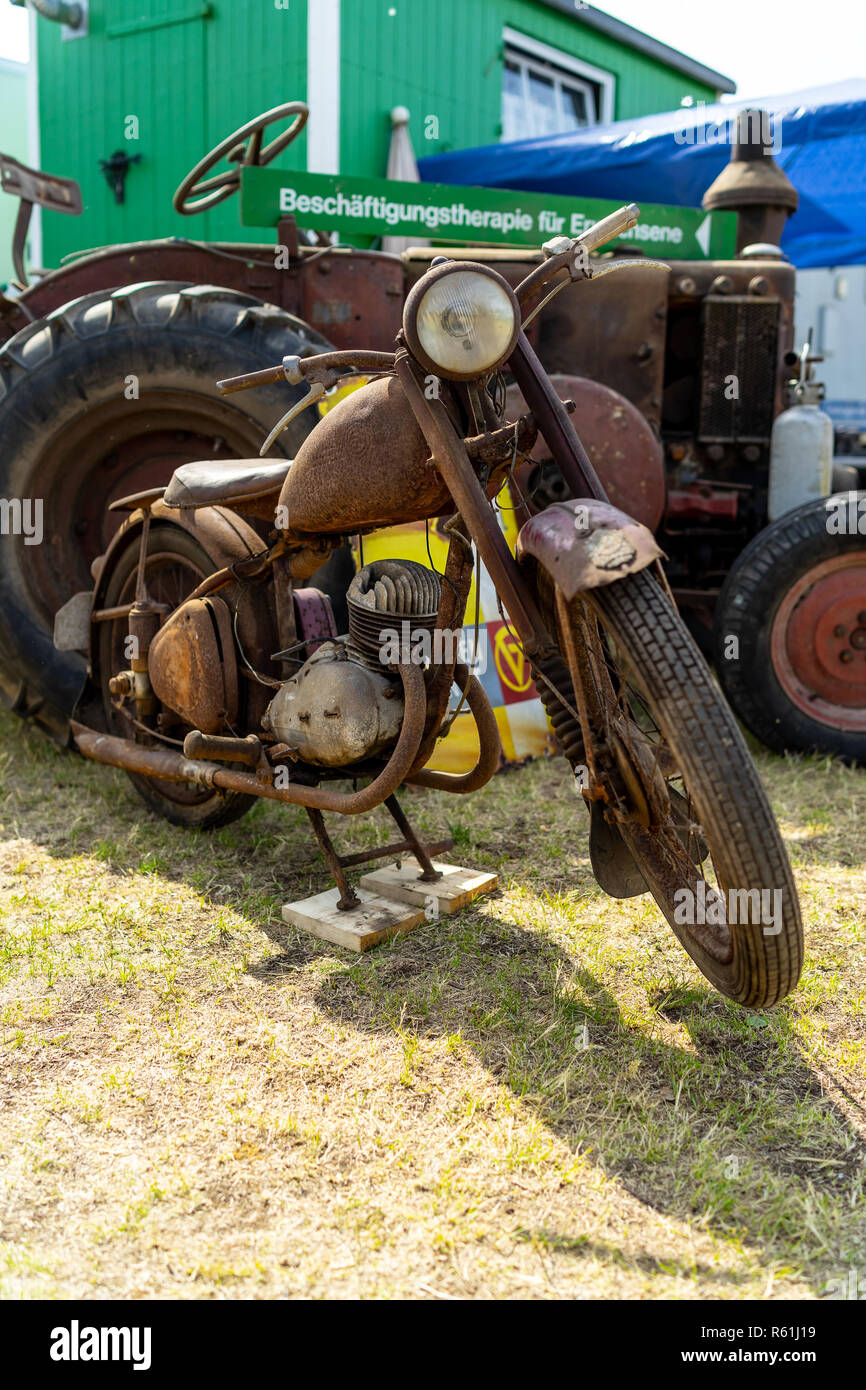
[{"xmin": 27, "ymin": 0, "xmax": 734, "ymax": 264}]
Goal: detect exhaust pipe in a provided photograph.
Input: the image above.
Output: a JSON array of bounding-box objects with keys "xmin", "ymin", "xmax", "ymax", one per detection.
[
  {"xmin": 702, "ymin": 109, "xmax": 798, "ymax": 254},
  {"xmin": 70, "ymin": 662, "xmax": 500, "ymax": 812}
]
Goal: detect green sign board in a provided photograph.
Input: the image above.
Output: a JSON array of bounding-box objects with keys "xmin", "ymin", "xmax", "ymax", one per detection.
[{"xmin": 240, "ymin": 167, "xmax": 736, "ymax": 260}]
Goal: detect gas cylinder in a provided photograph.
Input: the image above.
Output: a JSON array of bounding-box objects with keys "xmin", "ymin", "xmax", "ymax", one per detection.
[{"xmin": 767, "ymin": 353, "xmax": 834, "ymax": 521}]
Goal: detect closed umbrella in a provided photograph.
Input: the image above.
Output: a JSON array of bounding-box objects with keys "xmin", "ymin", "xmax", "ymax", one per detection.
[{"xmin": 382, "ymin": 105, "xmax": 429, "ymax": 255}]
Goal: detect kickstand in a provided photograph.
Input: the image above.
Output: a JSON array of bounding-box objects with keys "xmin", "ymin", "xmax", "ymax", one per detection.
[{"xmin": 304, "ymin": 796, "xmax": 449, "ymax": 912}]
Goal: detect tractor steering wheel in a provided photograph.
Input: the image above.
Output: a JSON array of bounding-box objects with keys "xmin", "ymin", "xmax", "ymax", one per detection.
[{"xmin": 172, "ymin": 102, "xmax": 309, "ymax": 216}]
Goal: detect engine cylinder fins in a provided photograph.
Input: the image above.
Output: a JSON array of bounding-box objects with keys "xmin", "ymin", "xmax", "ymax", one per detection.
[{"xmin": 347, "ymin": 558, "xmax": 442, "ymax": 669}]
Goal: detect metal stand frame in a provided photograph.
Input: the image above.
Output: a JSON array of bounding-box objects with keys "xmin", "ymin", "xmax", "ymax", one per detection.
[{"xmin": 304, "ymin": 795, "xmax": 448, "ymax": 911}]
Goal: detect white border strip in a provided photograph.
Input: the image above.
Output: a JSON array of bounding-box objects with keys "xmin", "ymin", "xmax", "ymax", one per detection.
[
  {"xmin": 306, "ymin": 0, "xmax": 340, "ymax": 174},
  {"xmin": 26, "ymin": 3, "xmax": 42, "ymax": 269}
]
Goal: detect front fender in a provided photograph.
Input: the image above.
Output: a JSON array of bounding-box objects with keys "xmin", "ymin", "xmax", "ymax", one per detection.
[{"xmin": 516, "ymin": 499, "xmax": 663, "ymax": 599}]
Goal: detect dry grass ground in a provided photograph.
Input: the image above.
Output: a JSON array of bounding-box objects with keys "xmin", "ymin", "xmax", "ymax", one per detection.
[{"xmin": 0, "ymin": 702, "xmax": 864, "ymax": 1300}]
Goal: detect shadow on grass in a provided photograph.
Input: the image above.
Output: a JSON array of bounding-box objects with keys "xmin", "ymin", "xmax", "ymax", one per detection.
[
  {"xmin": 3, "ymin": 707, "xmax": 864, "ymax": 1291},
  {"xmin": 301, "ymin": 911, "xmax": 865, "ymax": 1290}
]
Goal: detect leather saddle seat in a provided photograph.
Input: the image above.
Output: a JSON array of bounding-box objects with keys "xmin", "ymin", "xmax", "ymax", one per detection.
[{"xmin": 163, "ymin": 459, "xmax": 291, "ymax": 518}]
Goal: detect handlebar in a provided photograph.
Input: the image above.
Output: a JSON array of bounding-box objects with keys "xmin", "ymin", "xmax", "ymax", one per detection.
[
  {"xmin": 515, "ymin": 202, "xmax": 641, "ymax": 310},
  {"xmin": 217, "ymin": 349, "xmax": 395, "ymax": 396},
  {"xmin": 217, "ymin": 203, "xmax": 642, "ymax": 397},
  {"xmin": 571, "ymin": 202, "xmax": 641, "ymax": 255}
]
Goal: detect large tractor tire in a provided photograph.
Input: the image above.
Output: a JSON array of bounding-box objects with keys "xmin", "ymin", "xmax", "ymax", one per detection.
[{"xmin": 0, "ymin": 282, "xmax": 332, "ymax": 741}]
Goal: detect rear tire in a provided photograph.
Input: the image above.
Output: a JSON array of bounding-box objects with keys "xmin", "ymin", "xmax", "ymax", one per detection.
[
  {"xmin": 98, "ymin": 522, "xmax": 254, "ymax": 831},
  {"xmin": 0, "ymin": 281, "xmax": 331, "ymax": 741}
]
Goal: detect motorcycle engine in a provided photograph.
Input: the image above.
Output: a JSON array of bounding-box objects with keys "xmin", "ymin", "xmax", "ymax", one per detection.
[{"xmin": 263, "ymin": 559, "xmax": 441, "ymax": 768}]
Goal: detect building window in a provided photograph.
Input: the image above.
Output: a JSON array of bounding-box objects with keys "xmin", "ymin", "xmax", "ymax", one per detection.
[{"xmin": 501, "ymin": 29, "xmax": 615, "ymax": 141}]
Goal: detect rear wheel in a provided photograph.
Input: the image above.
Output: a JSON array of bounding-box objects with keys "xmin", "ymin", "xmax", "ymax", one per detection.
[
  {"xmin": 98, "ymin": 523, "xmax": 254, "ymax": 830},
  {"xmin": 713, "ymin": 495, "xmax": 866, "ymax": 762},
  {"xmin": 554, "ymin": 568, "xmax": 803, "ymax": 1007},
  {"xmin": 0, "ymin": 281, "xmax": 331, "ymax": 740}
]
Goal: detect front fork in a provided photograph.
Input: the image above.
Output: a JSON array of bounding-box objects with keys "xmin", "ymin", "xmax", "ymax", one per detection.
[{"xmin": 394, "ymin": 344, "xmax": 666, "ymax": 823}]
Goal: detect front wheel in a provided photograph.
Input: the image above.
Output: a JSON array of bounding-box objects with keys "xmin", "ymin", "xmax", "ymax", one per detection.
[{"xmin": 553, "ymin": 568, "xmax": 803, "ymax": 1008}]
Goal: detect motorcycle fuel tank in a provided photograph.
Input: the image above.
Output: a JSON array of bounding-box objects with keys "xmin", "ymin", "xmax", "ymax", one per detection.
[{"xmin": 278, "ymin": 375, "xmax": 452, "ymax": 536}]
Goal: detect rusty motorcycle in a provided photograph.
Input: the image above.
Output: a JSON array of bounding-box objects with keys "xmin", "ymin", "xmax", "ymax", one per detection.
[{"xmin": 61, "ymin": 203, "xmax": 803, "ymax": 1008}]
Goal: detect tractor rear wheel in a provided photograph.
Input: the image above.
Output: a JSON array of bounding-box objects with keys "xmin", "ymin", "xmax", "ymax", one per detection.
[{"xmin": 0, "ymin": 281, "xmax": 331, "ymax": 741}]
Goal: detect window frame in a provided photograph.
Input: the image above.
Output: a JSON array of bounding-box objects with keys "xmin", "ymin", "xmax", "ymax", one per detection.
[{"xmin": 501, "ymin": 25, "xmax": 616, "ymax": 141}]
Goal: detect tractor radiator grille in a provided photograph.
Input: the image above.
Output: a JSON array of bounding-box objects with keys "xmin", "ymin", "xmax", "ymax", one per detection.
[{"xmin": 698, "ymin": 296, "xmax": 780, "ymax": 443}]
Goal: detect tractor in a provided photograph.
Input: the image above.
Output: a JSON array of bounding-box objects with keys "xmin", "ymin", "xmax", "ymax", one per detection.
[{"xmin": 0, "ymin": 101, "xmax": 863, "ymax": 759}]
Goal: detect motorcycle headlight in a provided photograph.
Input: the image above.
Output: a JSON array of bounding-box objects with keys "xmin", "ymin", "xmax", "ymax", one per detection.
[{"xmin": 403, "ymin": 262, "xmax": 520, "ymax": 380}]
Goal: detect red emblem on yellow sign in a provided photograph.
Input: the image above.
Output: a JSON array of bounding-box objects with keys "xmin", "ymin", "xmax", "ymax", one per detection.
[{"xmin": 492, "ymin": 623, "xmax": 533, "ymax": 700}]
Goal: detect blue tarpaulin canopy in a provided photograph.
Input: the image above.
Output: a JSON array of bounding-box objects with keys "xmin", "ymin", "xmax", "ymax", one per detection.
[{"xmin": 418, "ymin": 80, "xmax": 866, "ymax": 269}]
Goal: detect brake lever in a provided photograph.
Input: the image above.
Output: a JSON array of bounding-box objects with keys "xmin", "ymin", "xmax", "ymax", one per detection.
[
  {"xmin": 589, "ymin": 257, "xmax": 670, "ymax": 278},
  {"xmin": 259, "ymin": 381, "xmax": 326, "ymax": 457},
  {"xmin": 521, "ymin": 255, "xmax": 670, "ymax": 330}
]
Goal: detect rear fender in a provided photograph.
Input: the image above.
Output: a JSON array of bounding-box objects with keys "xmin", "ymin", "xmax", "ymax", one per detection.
[
  {"xmin": 78, "ymin": 500, "xmax": 264, "ymax": 716},
  {"xmin": 516, "ymin": 499, "xmax": 663, "ymax": 599},
  {"xmin": 90, "ymin": 499, "xmax": 262, "ymax": 615}
]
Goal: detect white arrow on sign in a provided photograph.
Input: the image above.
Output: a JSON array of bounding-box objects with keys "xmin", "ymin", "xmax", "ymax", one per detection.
[{"xmin": 695, "ymin": 214, "xmax": 712, "ymax": 257}]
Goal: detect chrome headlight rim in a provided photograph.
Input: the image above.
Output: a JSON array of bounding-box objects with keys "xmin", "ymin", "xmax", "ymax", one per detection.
[{"xmin": 402, "ymin": 260, "xmax": 521, "ymax": 382}]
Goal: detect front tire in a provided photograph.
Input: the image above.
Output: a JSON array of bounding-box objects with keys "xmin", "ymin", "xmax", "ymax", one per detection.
[{"xmin": 557, "ymin": 568, "xmax": 803, "ymax": 1008}]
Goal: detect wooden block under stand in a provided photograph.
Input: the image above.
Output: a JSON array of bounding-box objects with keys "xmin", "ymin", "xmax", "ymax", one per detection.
[
  {"xmin": 360, "ymin": 859, "xmax": 498, "ymax": 915},
  {"xmin": 282, "ymin": 886, "xmax": 425, "ymax": 952}
]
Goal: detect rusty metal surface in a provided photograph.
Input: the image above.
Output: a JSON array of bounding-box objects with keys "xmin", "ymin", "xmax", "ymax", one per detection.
[
  {"xmin": 173, "ymin": 102, "xmax": 309, "ymax": 217},
  {"xmin": 7, "ymin": 243, "xmax": 404, "ymax": 351},
  {"xmin": 516, "ymin": 499, "xmax": 663, "ymax": 599},
  {"xmin": 663, "ymin": 258, "xmax": 795, "ymax": 439},
  {"xmin": 0, "ymin": 152, "xmax": 83, "ymax": 286},
  {"xmin": 533, "ymin": 262, "xmax": 668, "ymax": 429},
  {"xmin": 702, "ymin": 111, "xmax": 799, "ymax": 254},
  {"xmin": 698, "ymin": 296, "xmax": 779, "ymax": 443},
  {"xmin": 509, "ymin": 334, "xmax": 609, "ymax": 505},
  {"xmin": 87, "ymin": 498, "xmax": 264, "ymax": 680},
  {"xmin": 412, "ymin": 527, "xmax": 474, "ymax": 770},
  {"xmin": 394, "ymin": 352, "xmax": 548, "ymax": 655},
  {"xmin": 217, "ymin": 350, "xmax": 395, "ymax": 397},
  {"xmin": 148, "ymin": 595, "xmax": 238, "ymax": 734},
  {"xmin": 666, "ymin": 486, "xmax": 739, "ymax": 522},
  {"xmin": 281, "ymin": 373, "xmax": 449, "ymax": 534},
  {"xmin": 183, "ymin": 731, "xmax": 263, "ymax": 765},
  {"xmin": 300, "ymin": 250, "xmax": 403, "ymax": 351},
  {"xmin": 71, "ymin": 658, "xmax": 428, "ymax": 814},
  {"xmin": 770, "ymin": 555, "xmax": 866, "ymax": 730},
  {"xmin": 506, "ymin": 374, "xmax": 665, "ymax": 532},
  {"xmin": 406, "ymin": 664, "xmax": 502, "ymax": 795}
]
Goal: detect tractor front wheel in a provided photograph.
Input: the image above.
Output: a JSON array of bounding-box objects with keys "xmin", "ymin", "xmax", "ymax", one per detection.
[{"xmin": 713, "ymin": 494, "xmax": 866, "ymax": 763}]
